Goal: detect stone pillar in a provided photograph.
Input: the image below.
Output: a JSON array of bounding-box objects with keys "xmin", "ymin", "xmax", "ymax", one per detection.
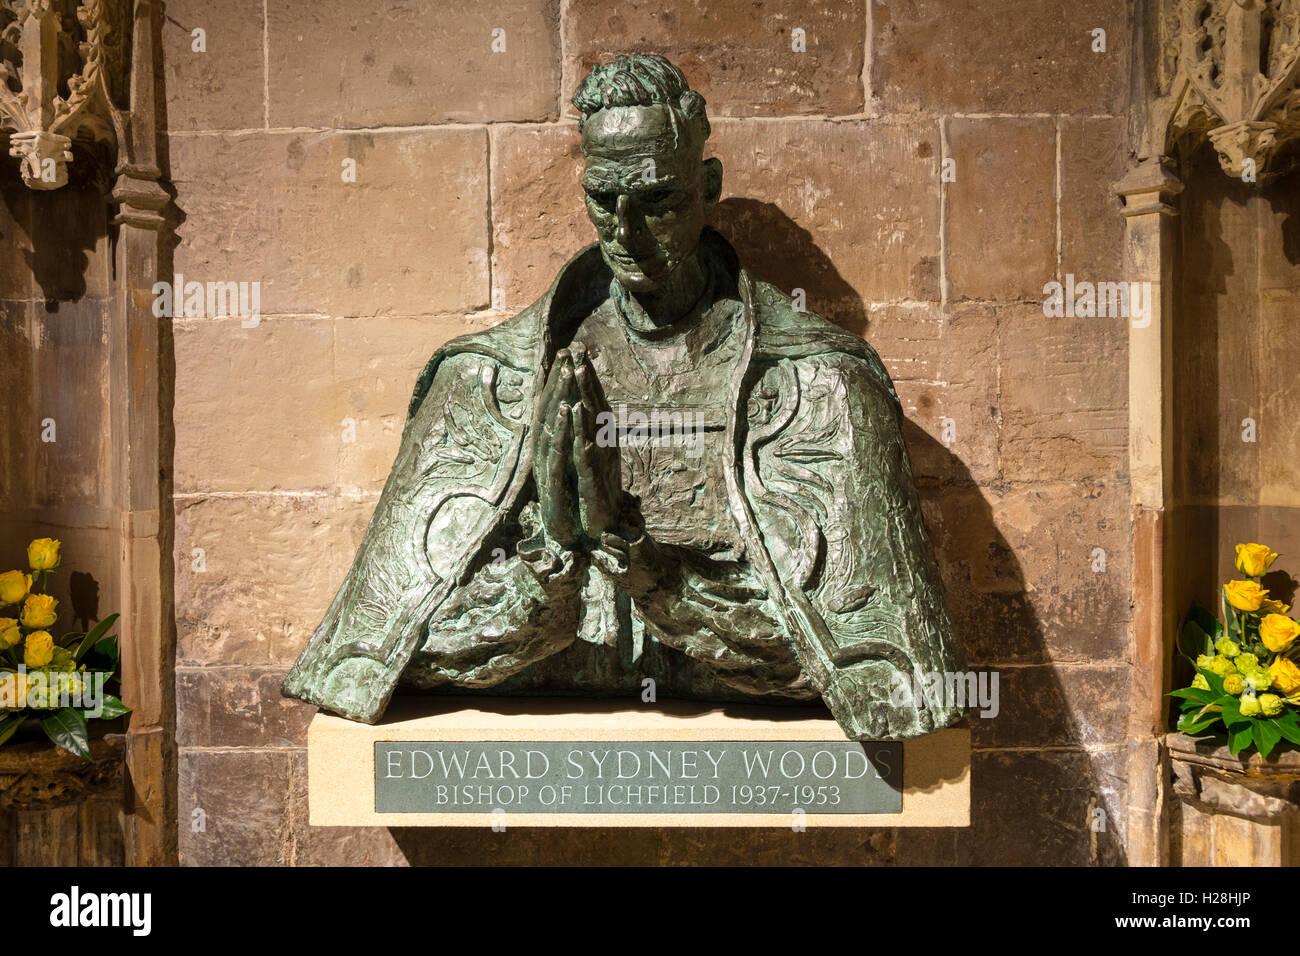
[
  {"xmin": 109, "ymin": 0, "xmax": 175, "ymax": 867},
  {"xmin": 1115, "ymin": 158, "xmax": 1183, "ymax": 866}
]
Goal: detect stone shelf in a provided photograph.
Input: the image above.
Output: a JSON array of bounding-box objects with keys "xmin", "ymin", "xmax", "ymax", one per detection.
[
  {"xmin": 0, "ymin": 733, "xmax": 125, "ymax": 811},
  {"xmin": 307, "ymin": 698, "xmax": 970, "ymax": 828}
]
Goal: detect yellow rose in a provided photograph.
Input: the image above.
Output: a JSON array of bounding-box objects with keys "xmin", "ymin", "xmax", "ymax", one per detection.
[
  {"xmin": 1262, "ymin": 597, "xmax": 1293, "ymax": 614},
  {"xmin": 1224, "ymin": 579, "xmax": 1269, "ymax": 612},
  {"xmin": 1260, "ymin": 613, "xmax": 1300, "ymax": 653},
  {"xmin": 23, "ymin": 631, "xmax": 53, "ymax": 668},
  {"xmin": 1234, "ymin": 543, "xmax": 1278, "ymax": 578},
  {"xmin": 0, "ymin": 619, "xmax": 19, "ymax": 648},
  {"xmin": 0, "ymin": 570, "xmax": 30, "ymax": 605},
  {"xmin": 19, "ymin": 593, "xmax": 57, "ymax": 629},
  {"xmin": 0, "ymin": 671, "xmax": 28, "ymax": 710},
  {"xmin": 26, "ymin": 538, "xmax": 60, "ymax": 572},
  {"xmin": 1269, "ymin": 658, "xmax": 1300, "ymax": 697}
]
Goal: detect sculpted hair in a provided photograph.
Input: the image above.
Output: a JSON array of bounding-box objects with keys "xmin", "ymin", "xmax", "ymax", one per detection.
[{"xmin": 572, "ymin": 53, "xmax": 710, "ymax": 147}]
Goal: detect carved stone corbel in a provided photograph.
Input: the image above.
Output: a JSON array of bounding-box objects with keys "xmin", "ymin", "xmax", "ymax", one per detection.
[
  {"xmin": 1155, "ymin": 0, "xmax": 1300, "ymax": 178},
  {"xmin": 0, "ymin": 0, "xmax": 120, "ymax": 189}
]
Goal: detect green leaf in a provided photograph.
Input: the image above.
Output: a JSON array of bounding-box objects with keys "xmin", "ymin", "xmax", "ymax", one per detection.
[
  {"xmin": 73, "ymin": 613, "xmax": 118, "ymax": 665},
  {"xmin": 1170, "ymin": 687, "xmax": 1215, "ymax": 703},
  {"xmin": 92, "ymin": 635, "xmax": 119, "ymax": 666},
  {"xmin": 1229, "ymin": 722, "xmax": 1255, "ymax": 756},
  {"xmin": 1200, "ymin": 668, "xmax": 1227, "ymax": 698},
  {"xmin": 1179, "ymin": 619, "xmax": 1213, "ymax": 661},
  {"xmin": 1188, "ymin": 600, "xmax": 1222, "ymax": 640},
  {"xmin": 0, "ymin": 713, "xmax": 26, "ymax": 747},
  {"xmin": 1277, "ymin": 717, "xmax": 1300, "ymax": 746},
  {"xmin": 1178, "ymin": 714, "xmax": 1225, "ymax": 735},
  {"xmin": 1256, "ymin": 719, "xmax": 1283, "ymax": 759},
  {"xmin": 1222, "ymin": 697, "xmax": 1244, "ymax": 726},
  {"xmin": 92, "ymin": 695, "xmax": 130, "ymax": 720},
  {"xmin": 39, "ymin": 707, "xmax": 90, "ymax": 761}
]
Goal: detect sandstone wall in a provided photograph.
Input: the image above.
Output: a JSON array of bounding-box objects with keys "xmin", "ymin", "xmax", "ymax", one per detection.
[{"xmin": 166, "ymin": 0, "xmax": 1136, "ymax": 865}]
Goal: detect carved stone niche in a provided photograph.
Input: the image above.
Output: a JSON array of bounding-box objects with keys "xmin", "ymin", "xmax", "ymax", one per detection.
[
  {"xmin": 0, "ymin": 0, "xmax": 127, "ymax": 190},
  {"xmin": 0, "ymin": 733, "xmax": 125, "ymax": 811},
  {"xmin": 1157, "ymin": 0, "xmax": 1300, "ymax": 178}
]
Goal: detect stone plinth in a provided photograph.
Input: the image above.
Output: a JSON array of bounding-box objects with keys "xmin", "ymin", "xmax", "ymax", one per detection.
[
  {"xmin": 1168, "ymin": 733, "xmax": 1300, "ymax": 866},
  {"xmin": 308, "ymin": 699, "xmax": 970, "ymax": 828}
]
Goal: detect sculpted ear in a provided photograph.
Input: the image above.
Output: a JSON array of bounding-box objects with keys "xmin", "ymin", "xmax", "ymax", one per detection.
[{"xmin": 702, "ymin": 157, "xmax": 723, "ymax": 212}]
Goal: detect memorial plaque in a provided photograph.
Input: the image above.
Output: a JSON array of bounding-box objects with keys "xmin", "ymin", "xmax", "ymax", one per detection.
[
  {"xmin": 307, "ymin": 702, "xmax": 970, "ymax": 827},
  {"xmin": 374, "ymin": 740, "xmax": 903, "ymax": 815}
]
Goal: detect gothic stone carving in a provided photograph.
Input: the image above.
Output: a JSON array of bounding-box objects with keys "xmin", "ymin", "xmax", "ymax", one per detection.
[
  {"xmin": 0, "ymin": 0, "xmax": 121, "ymax": 189},
  {"xmin": 1159, "ymin": 0, "xmax": 1300, "ymax": 176}
]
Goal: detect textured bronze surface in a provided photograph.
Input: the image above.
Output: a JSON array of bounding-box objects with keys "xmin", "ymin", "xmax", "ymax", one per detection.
[{"xmin": 282, "ymin": 54, "xmax": 963, "ymax": 741}]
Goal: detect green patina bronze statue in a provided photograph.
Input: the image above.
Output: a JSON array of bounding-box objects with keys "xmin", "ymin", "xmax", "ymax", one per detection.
[{"xmin": 283, "ymin": 54, "xmax": 964, "ymax": 740}]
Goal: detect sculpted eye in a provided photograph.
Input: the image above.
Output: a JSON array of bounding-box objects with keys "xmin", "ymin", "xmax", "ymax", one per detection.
[
  {"xmin": 641, "ymin": 187, "xmax": 676, "ymax": 206},
  {"xmin": 586, "ymin": 190, "xmax": 617, "ymax": 213}
]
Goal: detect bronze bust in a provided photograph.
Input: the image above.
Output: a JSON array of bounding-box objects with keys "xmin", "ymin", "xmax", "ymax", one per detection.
[{"xmin": 283, "ymin": 54, "xmax": 964, "ymax": 741}]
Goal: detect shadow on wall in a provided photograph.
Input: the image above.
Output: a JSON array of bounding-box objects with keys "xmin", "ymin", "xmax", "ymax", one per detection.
[
  {"xmin": 0, "ymin": 143, "xmax": 108, "ymax": 306},
  {"xmin": 382, "ymin": 206, "xmax": 1129, "ymax": 867},
  {"xmin": 712, "ymin": 197, "xmax": 868, "ymax": 333}
]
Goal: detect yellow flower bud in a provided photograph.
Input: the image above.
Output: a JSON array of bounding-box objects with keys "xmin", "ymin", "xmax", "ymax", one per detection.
[
  {"xmin": 1269, "ymin": 658, "xmax": 1300, "ymax": 697},
  {"xmin": 1224, "ymin": 579, "xmax": 1269, "ymax": 613},
  {"xmin": 1234, "ymin": 543, "xmax": 1278, "ymax": 578},
  {"xmin": 0, "ymin": 570, "xmax": 30, "ymax": 605},
  {"xmin": 1262, "ymin": 597, "xmax": 1293, "ymax": 615},
  {"xmin": 1260, "ymin": 614, "xmax": 1300, "ymax": 653},
  {"xmin": 19, "ymin": 593, "xmax": 57, "ymax": 630},
  {"xmin": 0, "ymin": 671, "xmax": 28, "ymax": 710},
  {"xmin": 23, "ymin": 630, "xmax": 53, "ymax": 668},
  {"xmin": 0, "ymin": 619, "xmax": 19, "ymax": 648},
  {"xmin": 26, "ymin": 538, "xmax": 60, "ymax": 572}
]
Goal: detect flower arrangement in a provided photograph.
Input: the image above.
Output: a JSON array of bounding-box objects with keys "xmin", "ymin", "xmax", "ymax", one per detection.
[
  {"xmin": 0, "ymin": 538, "xmax": 129, "ymax": 760},
  {"xmin": 1172, "ymin": 542, "xmax": 1300, "ymax": 758}
]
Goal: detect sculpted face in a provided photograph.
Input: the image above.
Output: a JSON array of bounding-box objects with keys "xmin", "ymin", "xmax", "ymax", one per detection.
[{"xmin": 580, "ymin": 104, "xmax": 722, "ymax": 294}]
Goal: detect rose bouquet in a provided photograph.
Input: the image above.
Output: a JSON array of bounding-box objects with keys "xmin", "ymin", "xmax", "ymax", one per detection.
[
  {"xmin": 1172, "ymin": 542, "xmax": 1300, "ymax": 758},
  {"xmin": 0, "ymin": 538, "xmax": 130, "ymax": 760}
]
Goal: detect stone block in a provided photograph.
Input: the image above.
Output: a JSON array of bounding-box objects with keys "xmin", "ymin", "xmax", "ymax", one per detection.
[
  {"xmin": 871, "ymin": 0, "xmax": 1128, "ymax": 115},
  {"xmin": 178, "ymin": 749, "xmax": 293, "ymax": 865},
  {"xmin": 564, "ymin": 0, "xmax": 865, "ymax": 117},
  {"xmin": 176, "ymin": 667, "xmax": 316, "ymax": 747},
  {"xmin": 490, "ymin": 123, "xmax": 590, "ymax": 310},
  {"xmin": 1059, "ymin": 116, "xmax": 1128, "ymax": 280},
  {"xmin": 173, "ymin": 316, "xmax": 337, "ymax": 493},
  {"xmin": 997, "ymin": 303, "xmax": 1128, "ymax": 481},
  {"xmin": 163, "ymin": 0, "xmax": 267, "ymax": 131},
  {"xmin": 867, "ymin": 303, "xmax": 1000, "ymax": 485},
  {"xmin": 335, "ymin": 314, "xmax": 499, "ymax": 490},
  {"xmin": 174, "ymin": 492, "xmax": 375, "ymax": 666},
  {"xmin": 267, "ymin": 0, "xmax": 560, "ymax": 126},
  {"xmin": 926, "ymin": 480, "xmax": 1131, "ymax": 665},
  {"xmin": 711, "ymin": 118, "xmax": 941, "ymax": 312},
  {"xmin": 945, "ymin": 117, "xmax": 1056, "ymax": 302},
  {"xmin": 169, "ymin": 129, "xmax": 490, "ymax": 317},
  {"xmin": 969, "ymin": 663, "xmax": 1129, "ymax": 748}
]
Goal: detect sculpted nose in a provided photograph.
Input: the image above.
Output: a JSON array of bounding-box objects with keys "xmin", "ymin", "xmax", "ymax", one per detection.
[{"xmin": 615, "ymin": 194, "xmax": 631, "ymax": 245}]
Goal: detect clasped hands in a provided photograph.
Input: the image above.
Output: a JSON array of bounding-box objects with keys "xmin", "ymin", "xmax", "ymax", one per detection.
[{"xmin": 531, "ymin": 343, "xmax": 638, "ymax": 559}]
